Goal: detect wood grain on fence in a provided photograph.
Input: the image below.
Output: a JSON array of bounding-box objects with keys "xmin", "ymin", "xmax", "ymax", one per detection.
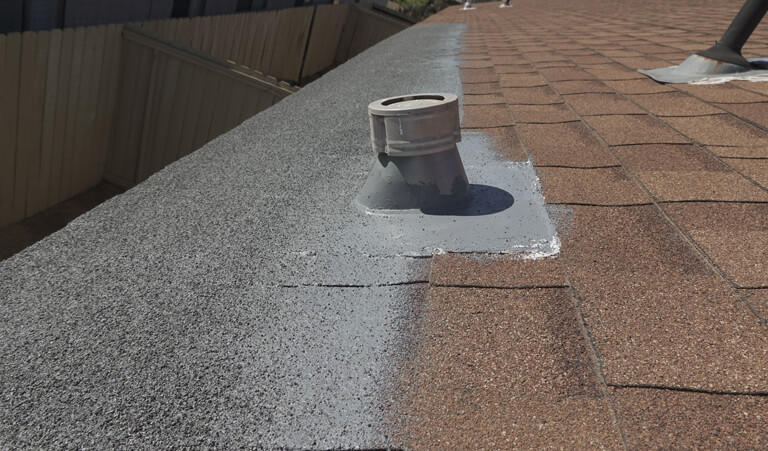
[
  {"xmin": 105, "ymin": 26, "xmax": 293, "ymax": 187},
  {"xmin": 148, "ymin": 7, "xmax": 315, "ymax": 84},
  {"xmin": 0, "ymin": 33, "xmax": 22, "ymax": 225},
  {"xmin": 0, "ymin": 26, "xmax": 122, "ymax": 227},
  {"xmin": 302, "ymin": 4, "xmax": 351, "ymax": 81}
]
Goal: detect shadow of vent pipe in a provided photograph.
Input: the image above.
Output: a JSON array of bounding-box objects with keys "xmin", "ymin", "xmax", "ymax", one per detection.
[{"xmin": 640, "ymin": 0, "xmax": 768, "ymax": 83}]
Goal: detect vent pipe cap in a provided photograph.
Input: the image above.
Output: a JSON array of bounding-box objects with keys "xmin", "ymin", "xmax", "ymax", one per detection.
[{"xmin": 368, "ymin": 94, "xmax": 461, "ymax": 157}]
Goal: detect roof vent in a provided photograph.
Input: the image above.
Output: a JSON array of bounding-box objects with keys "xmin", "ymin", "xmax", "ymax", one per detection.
[
  {"xmin": 463, "ymin": 1, "xmax": 475, "ymax": 11},
  {"xmin": 499, "ymin": 0, "xmax": 511, "ymax": 8},
  {"xmin": 355, "ymin": 93, "xmax": 470, "ymax": 212},
  {"xmin": 640, "ymin": 0, "xmax": 768, "ymax": 83}
]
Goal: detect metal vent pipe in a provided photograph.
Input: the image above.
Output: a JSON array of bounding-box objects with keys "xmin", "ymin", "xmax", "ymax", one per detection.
[
  {"xmin": 697, "ymin": 0, "xmax": 768, "ymax": 67},
  {"xmin": 640, "ymin": 0, "xmax": 768, "ymax": 82},
  {"xmin": 355, "ymin": 93, "xmax": 470, "ymax": 212}
]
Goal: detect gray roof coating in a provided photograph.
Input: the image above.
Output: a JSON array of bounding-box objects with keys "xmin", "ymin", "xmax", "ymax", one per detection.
[{"xmin": 0, "ymin": 23, "xmax": 555, "ymax": 448}]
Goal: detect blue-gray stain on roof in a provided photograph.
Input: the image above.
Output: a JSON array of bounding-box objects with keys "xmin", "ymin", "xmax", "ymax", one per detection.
[{"xmin": 0, "ymin": 22, "xmax": 557, "ymax": 448}]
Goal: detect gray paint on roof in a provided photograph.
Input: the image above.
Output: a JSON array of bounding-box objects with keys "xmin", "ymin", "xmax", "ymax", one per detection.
[
  {"xmin": 0, "ymin": 23, "xmax": 464, "ymax": 448},
  {"xmin": 0, "ymin": 21, "xmax": 556, "ymax": 447},
  {"xmin": 348, "ymin": 131, "xmax": 559, "ymax": 258}
]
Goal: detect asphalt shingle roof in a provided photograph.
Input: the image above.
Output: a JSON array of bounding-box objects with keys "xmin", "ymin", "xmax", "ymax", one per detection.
[
  {"xmin": 2, "ymin": 0, "xmax": 768, "ymax": 448},
  {"xmin": 405, "ymin": 0, "xmax": 768, "ymax": 447}
]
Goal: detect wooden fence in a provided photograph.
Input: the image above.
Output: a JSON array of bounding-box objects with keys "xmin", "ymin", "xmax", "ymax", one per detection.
[
  {"xmin": 0, "ymin": 5, "xmax": 409, "ymax": 227},
  {"xmin": 140, "ymin": 4, "xmax": 410, "ymax": 84},
  {"xmin": 0, "ymin": 25, "xmax": 123, "ymax": 227},
  {"xmin": 105, "ymin": 25, "xmax": 294, "ymax": 187}
]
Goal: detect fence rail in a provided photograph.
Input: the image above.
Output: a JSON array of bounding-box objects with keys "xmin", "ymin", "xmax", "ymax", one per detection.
[{"xmin": 0, "ymin": 5, "xmax": 409, "ymax": 227}]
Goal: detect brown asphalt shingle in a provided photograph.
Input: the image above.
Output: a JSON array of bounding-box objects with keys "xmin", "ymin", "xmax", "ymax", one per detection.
[
  {"xmin": 628, "ymin": 91, "xmax": 723, "ymax": 117},
  {"xmin": 462, "ymin": 104, "xmax": 514, "ymax": 128},
  {"xmin": 463, "ymin": 93, "xmax": 505, "ymax": 105},
  {"xmin": 612, "ymin": 388, "xmax": 768, "ymax": 448},
  {"xmin": 481, "ymin": 126, "xmax": 528, "ymax": 161},
  {"xmin": 603, "ymin": 78, "xmax": 675, "ymax": 94},
  {"xmin": 460, "ymin": 67, "xmax": 499, "ymax": 83},
  {"xmin": 430, "ymin": 254, "xmax": 567, "ymax": 288},
  {"xmin": 517, "ymin": 121, "xmax": 618, "ymax": 167},
  {"xmin": 718, "ymin": 102, "xmax": 768, "ymax": 128},
  {"xmin": 586, "ymin": 115, "xmax": 690, "ymax": 145},
  {"xmin": 507, "ymin": 103, "xmax": 579, "ymax": 123},
  {"xmin": 405, "ymin": 287, "xmax": 624, "ymax": 449},
  {"xmin": 501, "ymin": 86, "xmax": 563, "ymax": 104},
  {"xmin": 724, "ymin": 157, "xmax": 768, "ymax": 189},
  {"xmin": 665, "ymin": 202, "xmax": 768, "ymax": 288},
  {"xmin": 498, "ymin": 73, "xmax": 548, "ymax": 88},
  {"xmin": 462, "ymin": 81, "xmax": 501, "ymax": 95},
  {"xmin": 614, "ymin": 144, "xmax": 768, "ymax": 202},
  {"xmin": 664, "ymin": 114, "xmax": 768, "ymax": 147},
  {"xmin": 551, "ymin": 79, "xmax": 614, "ymax": 94},
  {"xmin": 740, "ymin": 289, "xmax": 768, "ymax": 322},
  {"xmin": 582, "ymin": 64, "xmax": 645, "ymax": 80},
  {"xmin": 537, "ymin": 166, "xmax": 651, "ymax": 205},
  {"xmin": 676, "ymin": 83, "xmax": 768, "ymax": 103},
  {"xmin": 565, "ymin": 92, "xmax": 644, "ymax": 116},
  {"xmin": 562, "ymin": 205, "xmax": 768, "ymax": 392}
]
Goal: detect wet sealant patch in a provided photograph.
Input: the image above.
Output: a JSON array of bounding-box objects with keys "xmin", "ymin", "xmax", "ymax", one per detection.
[
  {"xmin": 640, "ymin": 56, "xmax": 768, "ymax": 84},
  {"xmin": 353, "ymin": 131, "xmax": 559, "ymax": 256},
  {"xmin": 279, "ymin": 131, "xmax": 559, "ymax": 285}
]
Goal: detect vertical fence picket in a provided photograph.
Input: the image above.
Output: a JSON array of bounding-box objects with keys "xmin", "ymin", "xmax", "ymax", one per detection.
[
  {"xmin": 143, "ymin": 54, "xmax": 180, "ymax": 178},
  {"xmin": 36, "ymin": 30, "xmax": 61, "ymax": 214},
  {"xmin": 0, "ymin": 34, "xmax": 7, "ymax": 226},
  {"xmin": 176, "ymin": 66, "xmax": 207, "ymax": 160},
  {"xmin": 191, "ymin": 17, "xmax": 204, "ymax": 50},
  {"xmin": 224, "ymin": 81, "xmax": 248, "ymax": 130},
  {"xmin": 135, "ymin": 49, "xmax": 162, "ymax": 183},
  {"xmin": 163, "ymin": 58, "xmax": 194, "ymax": 165},
  {"xmin": 202, "ymin": 16, "xmax": 214, "ymax": 54},
  {"xmin": 0, "ymin": 34, "xmax": 21, "ymax": 227},
  {"xmin": 177, "ymin": 18, "xmax": 192, "ymax": 46},
  {"xmin": 60, "ymin": 27, "xmax": 85, "ymax": 201},
  {"xmin": 83, "ymin": 26, "xmax": 108, "ymax": 188},
  {"xmin": 207, "ymin": 76, "xmax": 234, "ymax": 140},
  {"xmin": 243, "ymin": 13, "xmax": 258, "ymax": 69},
  {"xmin": 16, "ymin": 32, "xmax": 41, "ymax": 220},
  {"xmin": 70, "ymin": 26, "xmax": 98, "ymax": 195},
  {"xmin": 105, "ymin": 40, "xmax": 152, "ymax": 187},
  {"xmin": 94, "ymin": 24, "xmax": 123, "ymax": 181},
  {"xmin": 49, "ymin": 28, "xmax": 74, "ymax": 205},
  {"xmin": 240, "ymin": 88, "xmax": 263, "ymax": 123},
  {"xmin": 192, "ymin": 71, "xmax": 220, "ymax": 151}
]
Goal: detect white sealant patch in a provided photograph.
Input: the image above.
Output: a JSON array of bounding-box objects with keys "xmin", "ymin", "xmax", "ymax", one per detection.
[
  {"xmin": 690, "ymin": 58, "xmax": 768, "ymax": 84},
  {"xmin": 641, "ymin": 57, "xmax": 768, "ymax": 85}
]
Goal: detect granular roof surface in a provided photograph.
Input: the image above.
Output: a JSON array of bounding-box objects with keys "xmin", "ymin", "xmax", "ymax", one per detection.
[{"xmin": 2, "ymin": 0, "xmax": 768, "ymax": 448}]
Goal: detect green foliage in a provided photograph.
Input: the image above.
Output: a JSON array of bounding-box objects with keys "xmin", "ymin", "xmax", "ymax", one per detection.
[{"xmin": 394, "ymin": 0, "xmax": 454, "ymax": 22}]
